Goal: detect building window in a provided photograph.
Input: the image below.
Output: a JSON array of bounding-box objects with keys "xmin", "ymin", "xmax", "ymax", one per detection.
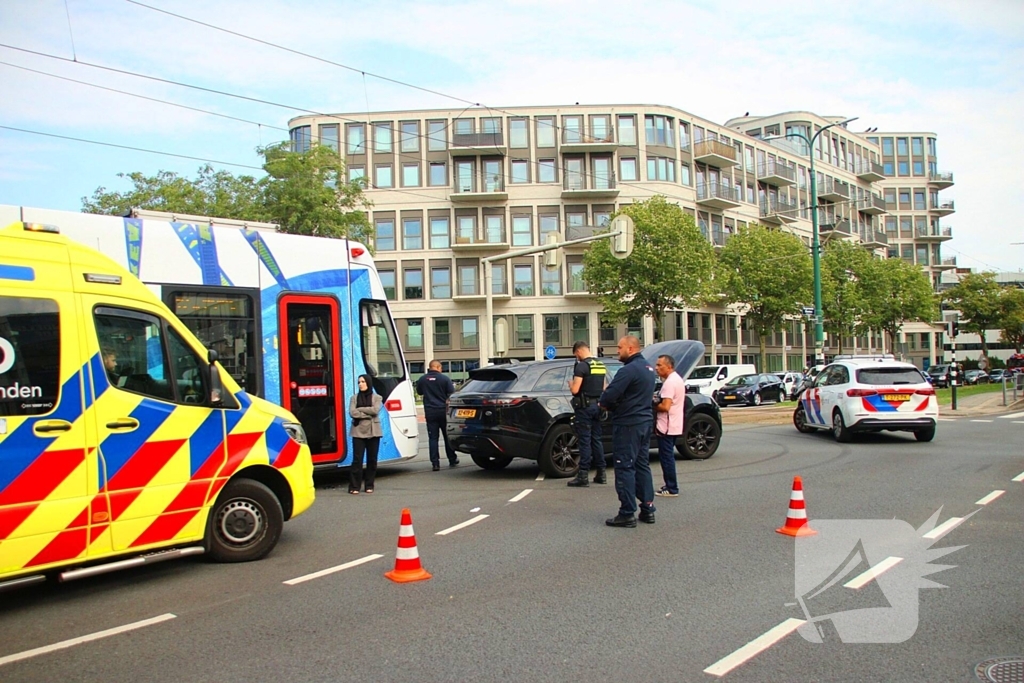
[
  {"xmin": 484, "ymin": 215, "xmax": 503, "ymax": 244},
  {"xmin": 538, "ymin": 158, "xmax": 556, "ymax": 183},
  {"xmin": 899, "ymin": 190, "xmax": 911, "ymax": 207},
  {"xmin": 510, "ymin": 160, "xmax": 529, "ymax": 183},
  {"xmin": 544, "ymin": 314, "xmax": 561, "ymax": 345},
  {"xmin": 429, "ymin": 217, "xmax": 449, "ymax": 249},
  {"xmin": 644, "ymin": 115, "xmax": 674, "ymax": 146},
  {"xmin": 620, "ymin": 157, "xmax": 638, "ymax": 181},
  {"xmin": 318, "ymin": 124, "xmax": 339, "ymax": 153},
  {"xmin": 290, "ymin": 126, "xmax": 311, "ymax": 153},
  {"xmin": 898, "ymin": 161, "xmax": 909, "ymax": 176},
  {"xmin": 566, "ymin": 212, "xmax": 585, "ymax": 233},
  {"xmin": 539, "ymin": 214, "xmax": 559, "ymax": 242},
  {"xmin": 347, "ymin": 123, "xmax": 365, "ymax": 154},
  {"xmin": 400, "ymin": 121, "xmax": 419, "ymax": 153},
  {"xmin": 461, "ymin": 317, "xmax": 478, "ymax": 348},
  {"xmin": 914, "ymin": 191, "xmax": 926, "ymax": 210},
  {"xmin": 379, "ymin": 269, "xmax": 396, "ymax": 300},
  {"xmin": 680, "ymin": 163, "xmax": 691, "ymax": 186},
  {"xmin": 646, "ymin": 156, "xmax": 675, "ymax": 181},
  {"xmin": 562, "ymin": 115, "xmax": 583, "ymax": 143},
  {"xmin": 427, "ymin": 120, "xmax": 446, "ymax": 150},
  {"xmin": 454, "ymin": 118, "xmax": 474, "ymax": 135},
  {"xmin": 516, "ymin": 315, "xmax": 533, "ymax": 347},
  {"xmin": 375, "ymin": 219, "xmax": 395, "ymax": 251},
  {"xmin": 402, "ymin": 164, "xmax": 420, "ymax": 187},
  {"xmin": 402, "ymin": 218, "xmax": 422, "ymax": 250},
  {"xmin": 455, "ymin": 160, "xmax": 474, "ymax": 193},
  {"xmin": 483, "ymin": 159, "xmax": 503, "ymax": 192},
  {"xmin": 512, "ymin": 215, "xmax": 532, "ymax": 247},
  {"xmin": 510, "ymin": 118, "xmax": 529, "ymax": 148},
  {"xmin": 541, "ymin": 266, "xmax": 562, "ymax": 296},
  {"xmin": 458, "ymin": 265, "xmax": 478, "ymax": 296},
  {"xmin": 403, "ymin": 268, "xmax": 423, "ymax": 299},
  {"xmin": 428, "ymin": 162, "xmax": 447, "ymax": 187},
  {"xmin": 492, "ymin": 263, "xmax": 507, "ymax": 295},
  {"xmin": 590, "ymin": 114, "xmax": 611, "ymax": 142},
  {"xmin": 434, "ymin": 319, "xmax": 450, "ymax": 348},
  {"xmin": 571, "ymin": 314, "xmax": 588, "ymax": 344},
  {"xmin": 618, "ymin": 115, "xmax": 636, "ymax": 146},
  {"xmin": 568, "ymin": 262, "xmax": 586, "ymax": 292},
  {"xmin": 406, "ymin": 319, "xmax": 423, "ymax": 349},
  {"xmin": 679, "ymin": 121, "xmax": 691, "ymax": 150},
  {"xmin": 536, "ymin": 116, "xmax": 555, "ymax": 147},
  {"xmin": 599, "ymin": 317, "xmax": 616, "ymax": 343},
  {"xmin": 375, "ymin": 164, "xmax": 393, "ymax": 188},
  {"xmin": 374, "ymin": 122, "xmax": 393, "ymax": 153},
  {"xmin": 431, "ymin": 267, "xmax": 451, "ymax": 299},
  {"xmin": 913, "ymin": 161, "xmax": 924, "ymax": 175},
  {"xmin": 594, "ymin": 211, "xmax": 611, "ymax": 227},
  {"xmin": 896, "ymin": 138, "xmax": 908, "ymax": 155},
  {"xmin": 481, "ymin": 117, "xmax": 501, "ymax": 135},
  {"xmin": 513, "ymin": 264, "xmax": 534, "ymax": 296},
  {"xmin": 348, "ymin": 166, "xmax": 365, "ymax": 183}
]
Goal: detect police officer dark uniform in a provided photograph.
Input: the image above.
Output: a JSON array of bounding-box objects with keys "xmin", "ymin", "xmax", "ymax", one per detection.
[
  {"xmin": 567, "ymin": 341, "xmax": 607, "ymax": 487},
  {"xmin": 415, "ymin": 360, "xmax": 459, "ymax": 471}
]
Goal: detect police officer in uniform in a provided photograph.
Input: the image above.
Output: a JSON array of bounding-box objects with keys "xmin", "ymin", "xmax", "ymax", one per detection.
[
  {"xmin": 415, "ymin": 360, "xmax": 459, "ymax": 471},
  {"xmin": 567, "ymin": 341, "xmax": 607, "ymax": 487}
]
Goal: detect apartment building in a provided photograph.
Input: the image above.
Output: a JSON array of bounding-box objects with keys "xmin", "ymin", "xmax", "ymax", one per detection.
[{"xmin": 287, "ymin": 105, "xmax": 948, "ymax": 376}]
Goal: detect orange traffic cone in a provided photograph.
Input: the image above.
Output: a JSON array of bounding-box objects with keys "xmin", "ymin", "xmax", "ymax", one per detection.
[
  {"xmin": 384, "ymin": 508, "xmax": 433, "ymax": 583},
  {"xmin": 776, "ymin": 476, "xmax": 817, "ymax": 537}
]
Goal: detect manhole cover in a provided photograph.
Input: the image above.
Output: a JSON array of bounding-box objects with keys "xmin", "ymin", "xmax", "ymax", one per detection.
[{"xmin": 975, "ymin": 657, "xmax": 1024, "ymax": 683}]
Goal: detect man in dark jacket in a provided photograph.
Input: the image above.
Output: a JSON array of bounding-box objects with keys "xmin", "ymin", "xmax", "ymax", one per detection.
[
  {"xmin": 599, "ymin": 335, "xmax": 657, "ymax": 527},
  {"xmin": 415, "ymin": 360, "xmax": 459, "ymax": 471}
]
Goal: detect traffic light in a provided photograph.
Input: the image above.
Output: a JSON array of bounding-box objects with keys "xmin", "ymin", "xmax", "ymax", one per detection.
[{"xmin": 949, "ymin": 320, "xmax": 959, "ymax": 338}]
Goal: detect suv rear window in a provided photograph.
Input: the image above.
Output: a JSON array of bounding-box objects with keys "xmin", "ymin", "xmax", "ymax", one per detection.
[
  {"xmin": 461, "ymin": 368, "xmax": 520, "ymax": 393},
  {"xmin": 857, "ymin": 367, "xmax": 926, "ymax": 385}
]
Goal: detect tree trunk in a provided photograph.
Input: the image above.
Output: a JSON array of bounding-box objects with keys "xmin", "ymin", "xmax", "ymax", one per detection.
[{"xmin": 759, "ymin": 332, "xmax": 767, "ymax": 372}]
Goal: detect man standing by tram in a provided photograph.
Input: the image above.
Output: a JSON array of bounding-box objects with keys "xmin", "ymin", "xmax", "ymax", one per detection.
[{"xmin": 566, "ymin": 341, "xmax": 607, "ymax": 487}]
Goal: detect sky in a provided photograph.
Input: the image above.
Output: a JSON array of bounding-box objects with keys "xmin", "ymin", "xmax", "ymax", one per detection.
[{"xmin": 1, "ymin": 0, "xmax": 1022, "ymax": 272}]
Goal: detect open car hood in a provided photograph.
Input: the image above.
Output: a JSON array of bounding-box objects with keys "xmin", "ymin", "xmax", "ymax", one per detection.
[{"xmin": 640, "ymin": 340, "xmax": 706, "ymax": 381}]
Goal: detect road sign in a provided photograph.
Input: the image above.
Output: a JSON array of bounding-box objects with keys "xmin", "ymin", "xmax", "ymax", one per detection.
[
  {"xmin": 544, "ymin": 345, "xmax": 557, "ymax": 360},
  {"xmin": 610, "ymin": 215, "xmax": 634, "ymax": 259},
  {"xmin": 801, "ymin": 306, "xmax": 815, "ymax": 316}
]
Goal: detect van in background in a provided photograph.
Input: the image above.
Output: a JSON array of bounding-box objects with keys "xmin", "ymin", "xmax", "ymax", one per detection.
[{"xmin": 684, "ymin": 363, "xmax": 757, "ymax": 397}]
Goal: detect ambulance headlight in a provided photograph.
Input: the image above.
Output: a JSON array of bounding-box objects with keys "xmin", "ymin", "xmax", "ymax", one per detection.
[{"xmin": 283, "ymin": 422, "xmax": 307, "ymax": 445}]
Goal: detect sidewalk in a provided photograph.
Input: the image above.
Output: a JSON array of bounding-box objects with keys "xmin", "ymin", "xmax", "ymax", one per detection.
[{"xmin": 936, "ymin": 390, "xmax": 1024, "ymax": 417}]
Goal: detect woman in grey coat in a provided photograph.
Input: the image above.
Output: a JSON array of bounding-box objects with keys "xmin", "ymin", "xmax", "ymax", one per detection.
[{"xmin": 348, "ymin": 374, "xmax": 383, "ymax": 494}]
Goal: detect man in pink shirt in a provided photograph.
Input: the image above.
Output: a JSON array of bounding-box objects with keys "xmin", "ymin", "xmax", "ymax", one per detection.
[{"xmin": 653, "ymin": 355, "xmax": 686, "ymax": 497}]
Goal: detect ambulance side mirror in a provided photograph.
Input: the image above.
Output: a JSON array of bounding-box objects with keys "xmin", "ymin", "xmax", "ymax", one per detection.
[{"xmin": 207, "ymin": 349, "xmax": 225, "ymax": 406}]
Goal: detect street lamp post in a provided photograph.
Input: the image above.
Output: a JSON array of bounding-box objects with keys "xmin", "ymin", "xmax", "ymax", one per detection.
[{"xmin": 764, "ymin": 116, "xmax": 857, "ymax": 367}]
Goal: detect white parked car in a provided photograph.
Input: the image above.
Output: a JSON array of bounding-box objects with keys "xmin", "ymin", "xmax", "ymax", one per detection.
[
  {"xmin": 793, "ymin": 355, "xmax": 938, "ymax": 442},
  {"xmin": 773, "ymin": 371, "xmax": 804, "ymax": 400}
]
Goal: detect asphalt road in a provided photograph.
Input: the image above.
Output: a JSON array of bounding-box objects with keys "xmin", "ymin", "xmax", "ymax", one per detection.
[{"xmin": 1, "ymin": 408, "xmax": 1022, "ymax": 682}]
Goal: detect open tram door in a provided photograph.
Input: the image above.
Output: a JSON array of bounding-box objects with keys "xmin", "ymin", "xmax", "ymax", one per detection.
[{"xmin": 278, "ymin": 294, "xmax": 345, "ymax": 465}]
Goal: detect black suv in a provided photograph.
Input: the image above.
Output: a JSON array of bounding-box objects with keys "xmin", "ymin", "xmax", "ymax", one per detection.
[{"xmin": 447, "ymin": 340, "xmax": 723, "ymax": 477}]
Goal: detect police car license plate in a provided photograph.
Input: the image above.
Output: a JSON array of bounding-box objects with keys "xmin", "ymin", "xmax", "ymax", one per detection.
[
  {"xmin": 455, "ymin": 408, "xmax": 476, "ymax": 418},
  {"xmin": 883, "ymin": 393, "xmax": 911, "ymax": 402}
]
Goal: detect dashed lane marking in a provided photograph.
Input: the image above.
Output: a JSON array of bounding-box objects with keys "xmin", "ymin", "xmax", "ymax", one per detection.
[
  {"xmin": 0, "ymin": 614, "xmax": 176, "ymax": 667},
  {"xmin": 703, "ymin": 618, "xmax": 806, "ymax": 677},
  {"xmin": 1013, "ymin": 471, "xmax": 1024, "ymax": 483},
  {"xmin": 1013, "ymin": 421, "xmax": 1024, "ymax": 425},
  {"xmin": 923, "ymin": 516, "xmax": 965, "ymax": 540},
  {"xmin": 509, "ymin": 489, "xmax": 533, "ymax": 503},
  {"xmin": 976, "ymin": 490, "xmax": 1005, "ymax": 506},
  {"xmin": 436, "ymin": 514, "xmax": 489, "ymax": 536},
  {"xmin": 535, "ymin": 472, "xmax": 545, "ymax": 481},
  {"xmin": 283, "ymin": 554, "xmax": 384, "ymax": 586},
  {"xmin": 937, "ymin": 418, "xmax": 957, "ymax": 422},
  {"xmin": 998, "ymin": 411, "xmax": 1024, "ymax": 419},
  {"xmin": 843, "ymin": 556, "xmax": 904, "ymax": 589},
  {"xmin": 970, "ymin": 419, "xmax": 994, "ymax": 423}
]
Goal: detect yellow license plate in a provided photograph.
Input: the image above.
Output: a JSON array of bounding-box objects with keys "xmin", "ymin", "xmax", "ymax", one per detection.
[
  {"xmin": 455, "ymin": 408, "xmax": 477, "ymax": 418},
  {"xmin": 883, "ymin": 394, "xmax": 911, "ymax": 401}
]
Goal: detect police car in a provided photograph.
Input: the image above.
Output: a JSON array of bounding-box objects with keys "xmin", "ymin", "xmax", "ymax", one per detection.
[{"xmin": 793, "ymin": 355, "xmax": 937, "ymax": 442}]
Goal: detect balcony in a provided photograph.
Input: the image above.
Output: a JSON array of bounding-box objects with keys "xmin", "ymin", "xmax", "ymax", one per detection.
[
  {"xmin": 819, "ymin": 218, "xmax": 852, "ymax": 237},
  {"xmin": 932, "ymin": 200, "xmax": 955, "ymax": 216},
  {"xmin": 451, "ymin": 228, "xmax": 509, "ymax": 253},
  {"xmin": 710, "ymin": 228, "xmax": 732, "ymax": 248},
  {"xmin": 855, "ymin": 160, "xmax": 886, "ymax": 182},
  {"xmin": 560, "ymin": 129, "xmax": 617, "ymax": 153},
  {"xmin": 862, "ymin": 229, "xmax": 888, "ymax": 248},
  {"xmin": 757, "ymin": 160, "xmax": 796, "ymax": 187},
  {"xmin": 561, "ymin": 172, "xmax": 619, "ymax": 199},
  {"xmin": 936, "ymin": 256, "xmax": 957, "ymax": 269},
  {"xmin": 759, "ymin": 198, "xmax": 798, "ymax": 225},
  {"xmin": 449, "ymin": 132, "xmax": 506, "ymax": 156},
  {"xmin": 450, "ymin": 176, "xmax": 508, "ymax": 203},
  {"xmin": 928, "ymin": 171, "xmax": 954, "ymax": 189},
  {"xmin": 858, "ymin": 193, "xmax": 886, "ymax": 215},
  {"xmin": 696, "ymin": 181, "xmax": 741, "ymax": 209},
  {"xmin": 693, "ymin": 139, "xmax": 738, "ymax": 168},
  {"xmin": 916, "ymin": 225, "xmax": 953, "ymax": 241},
  {"xmin": 817, "ymin": 177, "xmax": 850, "ymax": 202}
]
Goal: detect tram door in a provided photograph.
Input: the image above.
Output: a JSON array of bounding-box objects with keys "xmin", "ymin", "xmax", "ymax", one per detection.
[{"xmin": 278, "ymin": 295, "xmax": 344, "ymax": 465}]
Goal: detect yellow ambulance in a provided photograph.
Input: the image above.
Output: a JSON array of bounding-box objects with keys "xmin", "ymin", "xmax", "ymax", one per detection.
[{"xmin": 0, "ymin": 221, "xmax": 315, "ymax": 590}]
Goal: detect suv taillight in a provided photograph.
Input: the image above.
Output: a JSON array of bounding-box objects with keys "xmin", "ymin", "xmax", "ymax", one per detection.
[
  {"xmin": 846, "ymin": 388, "xmax": 878, "ymax": 397},
  {"xmin": 482, "ymin": 397, "xmax": 532, "ymax": 407}
]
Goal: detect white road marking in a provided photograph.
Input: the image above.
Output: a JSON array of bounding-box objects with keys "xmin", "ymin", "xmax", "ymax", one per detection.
[
  {"xmin": 975, "ymin": 490, "xmax": 1005, "ymax": 506},
  {"xmin": 1013, "ymin": 471, "xmax": 1024, "ymax": 483},
  {"xmin": 0, "ymin": 614, "xmax": 176, "ymax": 667},
  {"xmin": 703, "ymin": 618, "xmax": 806, "ymax": 677},
  {"xmin": 923, "ymin": 517, "xmax": 965, "ymax": 540},
  {"xmin": 509, "ymin": 489, "xmax": 533, "ymax": 503},
  {"xmin": 843, "ymin": 556, "xmax": 904, "ymax": 589},
  {"xmin": 436, "ymin": 514, "xmax": 489, "ymax": 536},
  {"xmin": 970, "ymin": 419, "xmax": 993, "ymax": 423},
  {"xmin": 998, "ymin": 411, "xmax": 1024, "ymax": 419},
  {"xmin": 1013, "ymin": 421, "xmax": 1024, "ymax": 425},
  {"xmin": 283, "ymin": 554, "xmax": 384, "ymax": 586},
  {"xmin": 535, "ymin": 472, "xmax": 545, "ymax": 481},
  {"xmin": 936, "ymin": 418, "xmax": 957, "ymax": 422}
]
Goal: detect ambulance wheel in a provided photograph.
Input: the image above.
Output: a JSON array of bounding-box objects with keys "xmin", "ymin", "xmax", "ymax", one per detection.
[
  {"xmin": 207, "ymin": 479, "xmax": 283, "ymax": 563},
  {"xmin": 793, "ymin": 404, "xmax": 815, "ymax": 433}
]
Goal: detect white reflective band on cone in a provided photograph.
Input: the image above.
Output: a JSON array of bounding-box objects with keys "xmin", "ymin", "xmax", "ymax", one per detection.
[
  {"xmin": 787, "ymin": 509, "xmax": 807, "ymax": 519},
  {"xmin": 396, "ymin": 547, "xmax": 420, "ymax": 561},
  {"xmin": 399, "ymin": 525, "xmax": 414, "ymax": 536}
]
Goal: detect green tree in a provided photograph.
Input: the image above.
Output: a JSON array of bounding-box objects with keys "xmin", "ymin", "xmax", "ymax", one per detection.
[
  {"xmin": 716, "ymin": 224, "xmax": 812, "ymax": 370},
  {"xmin": 82, "ymin": 165, "xmax": 264, "ymax": 219},
  {"xmin": 259, "ymin": 142, "xmax": 372, "ymax": 244},
  {"xmin": 581, "ymin": 196, "xmax": 715, "ymax": 341},
  {"xmin": 821, "ymin": 239, "xmax": 873, "ymax": 354},
  {"xmin": 859, "ymin": 258, "xmax": 938, "ymax": 353},
  {"xmin": 943, "ymin": 272, "xmax": 1003, "ymax": 359},
  {"xmin": 998, "ymin": 287, "xmax": 1024, "ymax": 353}
]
